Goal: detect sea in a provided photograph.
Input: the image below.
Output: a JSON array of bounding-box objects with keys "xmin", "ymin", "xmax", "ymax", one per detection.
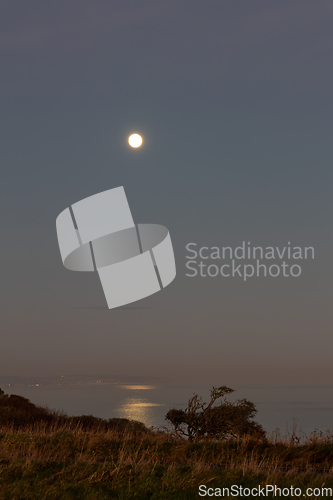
[{"xmin": 2, "ymin": 381, "xmax": 333, "ymax": 438}]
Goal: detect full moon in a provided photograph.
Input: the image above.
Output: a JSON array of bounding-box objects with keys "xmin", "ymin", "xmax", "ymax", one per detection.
[{"xmin": 128, "ymin": 133, "xmax": 143, "ymax": 148}]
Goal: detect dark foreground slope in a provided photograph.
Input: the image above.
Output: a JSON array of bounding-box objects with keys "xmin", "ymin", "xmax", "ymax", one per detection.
[{"xmin": 1, "ymin": 393, "xmax": 333, "ymax": 499}]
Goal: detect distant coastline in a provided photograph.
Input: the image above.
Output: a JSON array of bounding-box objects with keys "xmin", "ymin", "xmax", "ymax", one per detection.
[{"xmin": 0, "ymin": 374, "xmax": 161, "ymax": 388}]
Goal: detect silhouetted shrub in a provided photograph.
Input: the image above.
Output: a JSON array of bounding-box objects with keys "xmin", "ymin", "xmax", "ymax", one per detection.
[
  {"xmin": 165, "ymin": 386, "xmax": 266, "ymax": 442},
  {"xmin": 0, "ymin": 394, "xmax": 57, "ymax": 428},
  {"xmin": 0, "ymin": 392, "xmax": 151, "ymax": 435}
]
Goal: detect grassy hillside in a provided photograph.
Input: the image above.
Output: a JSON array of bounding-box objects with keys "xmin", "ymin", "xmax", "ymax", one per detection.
[{"xmin": 0, "ymin": 392, "xmax": 333, "ymax": 499}]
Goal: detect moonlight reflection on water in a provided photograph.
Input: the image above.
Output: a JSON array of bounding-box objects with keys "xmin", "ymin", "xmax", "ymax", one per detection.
[
  {"xmin": 120, "ymin": 385, "xmax": 157, "ymax": 390},
  {"xmin": 116, "ymin": 385, "xmax": 166, "ymax": 428},
  {"xmin": 116, "ymin": 398, "xmax": 166, "ymax": 427}
]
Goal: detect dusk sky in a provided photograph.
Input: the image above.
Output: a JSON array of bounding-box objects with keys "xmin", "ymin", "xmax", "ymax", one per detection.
[{"xmin": 1, "ymin": 0, "xmax": 333, "ymax": 388}]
